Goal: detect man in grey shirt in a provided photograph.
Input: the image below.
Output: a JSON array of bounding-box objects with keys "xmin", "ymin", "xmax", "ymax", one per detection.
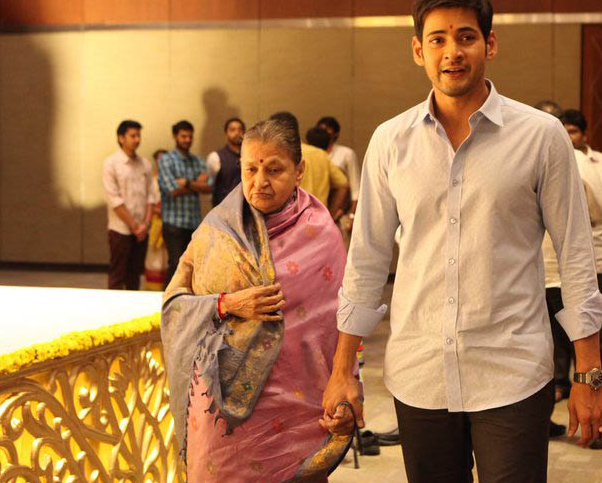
[{"xmin": 321, "ymin": 1, "xmax": 602, "ymax": 482}]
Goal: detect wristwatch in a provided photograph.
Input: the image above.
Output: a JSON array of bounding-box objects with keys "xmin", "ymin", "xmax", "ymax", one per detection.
[{"xmin": 573, "ymin": 367, "xmax": 602, "ymax": 390}]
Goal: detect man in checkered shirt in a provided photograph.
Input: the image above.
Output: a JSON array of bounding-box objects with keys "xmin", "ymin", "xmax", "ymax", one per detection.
[{"xmin": 158, "ymin": 120, "xmax": 212, "ymax": 287}]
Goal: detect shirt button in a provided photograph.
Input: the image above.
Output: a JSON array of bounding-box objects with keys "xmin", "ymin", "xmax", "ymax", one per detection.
[
  {"xmin": 448, "ymin": 297, "xmax": 455, "ymax": 304},
  {"xmin": 446, "ymin": 338, "xmax": 453, "ymax": 345},
  {"xmin": 449, "ymin": 258, "xmax": 456, "ymax": 265},
  {"xmin": 450, "ymin": 218, "xmax": 457, "ymax": 224},
  {"xmin": 452, "ymin": 179, "xmax": 459, "ymax": 186}
]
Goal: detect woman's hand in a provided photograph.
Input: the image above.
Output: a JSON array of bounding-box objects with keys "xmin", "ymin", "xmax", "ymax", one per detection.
[
  {"xmin": 319, "ymin": 404, "xmax": 355, "ymax": 435},
  {"xmin": 221, "ymin": 283, "xmax": 285, "ymax": 321}
]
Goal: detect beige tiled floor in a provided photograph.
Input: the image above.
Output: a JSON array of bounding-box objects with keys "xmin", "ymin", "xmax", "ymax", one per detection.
[{"xmin": 1, "ymin": 268, "xmax": 601, "ymax": 483}]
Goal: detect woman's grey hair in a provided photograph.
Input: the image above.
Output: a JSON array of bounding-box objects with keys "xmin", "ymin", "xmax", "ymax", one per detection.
[{"xmin": 243, "ymin": 119, "xmax": 302, "ymax": 165}]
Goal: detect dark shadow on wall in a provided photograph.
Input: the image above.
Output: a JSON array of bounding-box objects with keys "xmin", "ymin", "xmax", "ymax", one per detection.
[
  {"xmin": 199, "ymin": 87, "xmax": 241, "ymax": 157},
  {"xmin": 0, "ymin": 11, "xmax": 106, "ymax": 267}
]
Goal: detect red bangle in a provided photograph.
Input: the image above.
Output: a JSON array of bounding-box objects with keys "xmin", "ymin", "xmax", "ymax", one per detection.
[{"xmin": 217, "ymin": 292, "xmax": 227, "ymax": 319}]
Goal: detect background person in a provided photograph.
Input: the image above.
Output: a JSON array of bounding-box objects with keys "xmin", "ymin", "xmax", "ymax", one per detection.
[
  {"xmin": 102, "ymin": 119, "xmax": 154, "ymax": 290},
  {"xmin": 206, "ymin": 117, "xmax": 245, "ymax": 207},
  {"xmin": 270, "ymin": 111, "xmax": 349, "ymax": 221},
  {"xmin": 144, "ymin": 148, "xmax": 168, "ymax": 291},
  {"xmin": 158, "ymin": 120, "xmax": 212, "ymax": 287}
]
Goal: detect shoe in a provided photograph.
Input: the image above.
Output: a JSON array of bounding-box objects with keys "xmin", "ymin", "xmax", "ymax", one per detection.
[
  {"xmin": 374, "ymin": 428, "xmax": 401, "ymax": 446},
  {"xmin": 358, "ymin": 430, "xmax": 380, "ymax": 456},
  {"xmin": 549, "ymin": 421, "xmax": 566, "ymax": 438},
  {"xmin": 590, "ymin": 436, "xmax": 602, "ymax": 450}
]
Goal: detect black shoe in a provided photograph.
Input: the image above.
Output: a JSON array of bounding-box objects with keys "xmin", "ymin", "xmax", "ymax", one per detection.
[
  {"xmin": 358, "ymin": 430, "xmax": 381, "ymax": 456},
  {"xmin": 590, "ymin": 436, "xmax": 602, "ymax": 450},
  {"xmin": 374, "ymin": 428, "xmax": 401, "ymax": 446},
  {"xmin": 549, "ymin": 421, "xmax": 566, "ymax": 438}
]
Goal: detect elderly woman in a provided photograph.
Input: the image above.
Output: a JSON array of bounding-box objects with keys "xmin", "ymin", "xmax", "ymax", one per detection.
[{"xmin": 161, "ymin": 119, "xmax": 355, "ymax": 483}]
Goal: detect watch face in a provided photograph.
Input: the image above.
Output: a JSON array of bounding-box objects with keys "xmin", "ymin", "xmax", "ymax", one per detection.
[{"xmin": 593, "ymin": 370, "xmax": 602, "ymax": 390}]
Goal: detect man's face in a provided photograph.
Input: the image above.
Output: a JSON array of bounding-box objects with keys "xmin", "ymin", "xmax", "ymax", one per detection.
[
  {"xmin": 564, "ymin": 123, "xmax": 587, "ymax": 151},
  {"xmin": 411, "ymin": 7, "xmax": 497, "ymax": 99},
  {"xmin": 118, "ymin": 128, "xmax": 141, "ymax": 153},
  {"xmin": 174, "ymin": 129, "xmax": 193, "ymax": 152},
  {"xmin": 226, "ymin": 121, "xmax": 245, "ymax": 147}
]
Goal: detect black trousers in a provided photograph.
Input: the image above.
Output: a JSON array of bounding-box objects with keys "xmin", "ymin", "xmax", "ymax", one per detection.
[
  {"xmin": 394, "ymin": 380, "xmax": 554, "ymax": 483},
  {"xmin": 162, "ymin": 223, "xmax": 194, "ymax": 288},
  {"xmin": 107, "ymin": 230, "xmax": 148, "ymax": 290}
]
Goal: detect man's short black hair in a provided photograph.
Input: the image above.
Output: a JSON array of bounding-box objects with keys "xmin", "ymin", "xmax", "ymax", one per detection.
[
  {"xmin": 306, "ymin": 127, "xmax": 330, "ymax": 151},
  {"xmin": 269, "ymin": 111, "xmax": 300, "ymax": 135},
  {"xmin": 560, "ymin": 109, "xmax": 587, "ymax": 133},
  {"xmin": 117, "ymin": 120, "xmax": 142, "ymax": 137},
  {"xmin": 412, "ymin": 0, "xmax": 493, "ymax": 42},
  {"xmin": 172, "ymin": 120, "xmax": 194, "ymax": 135},
  {"xmin": 224, "ymin": 117, "xmax": 246, "ymax": 132},
  {"xmin": 317, "ymin": 116, "xmax": 341, "ymax": 135}
]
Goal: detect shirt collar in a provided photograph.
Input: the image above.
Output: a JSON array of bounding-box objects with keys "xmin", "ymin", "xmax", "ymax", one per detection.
[
  {"xmin": 118, "ymin": 148, "xmax": 138, "ymax": 163},
  {"xmin": 411, "ymin": 79, "xmax": 504, "ymax": 128},
  {"xmin": 172, "ymin": 147, "xmax": 196, "ymax": 162}
]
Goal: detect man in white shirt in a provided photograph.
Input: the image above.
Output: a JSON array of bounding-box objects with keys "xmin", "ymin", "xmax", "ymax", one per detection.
[
  {"xmin": 321, "ymin": 1, "xmax": 602, "ymax": 482},
  {"xmin": 560, "ymin": 108, "xmax": 602, "ymax": 450},
  {"xmin": 102, "ymin": 120, "xmax": 155, "ymax": 290}
]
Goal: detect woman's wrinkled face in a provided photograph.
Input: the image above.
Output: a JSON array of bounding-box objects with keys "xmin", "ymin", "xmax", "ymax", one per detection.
[{"xmin": 241, "ymin": 139, "xmax": 304, "ymax": 214}]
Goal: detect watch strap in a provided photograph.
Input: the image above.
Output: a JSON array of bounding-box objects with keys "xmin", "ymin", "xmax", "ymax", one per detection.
[{"xmin": 573, "ymin": 372, "xmax": 590, "ymax": 384}]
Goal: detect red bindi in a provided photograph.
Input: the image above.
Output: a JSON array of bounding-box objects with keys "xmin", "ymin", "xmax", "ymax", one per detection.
[
  {"xmin": 450, "ymin": 24, "xmax": 453, "ymax": 29},
  {"xmin": 260, "ymin": 159, "xmax": 264, "ymax": 163}
]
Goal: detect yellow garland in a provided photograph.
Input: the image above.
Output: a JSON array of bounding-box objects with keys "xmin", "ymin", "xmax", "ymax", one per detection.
[{"xmin": 0, "ymin": 313, "xmax": 161, "ymax": 376}]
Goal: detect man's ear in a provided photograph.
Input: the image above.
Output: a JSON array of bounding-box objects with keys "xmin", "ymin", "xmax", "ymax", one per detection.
[
  {"xmin": 485, "ymin": 30, "xmax": 498, "ymax": 60},
  {"xmin": 412, "ymin": 36, "xmax": 425, "ymax": 66}
]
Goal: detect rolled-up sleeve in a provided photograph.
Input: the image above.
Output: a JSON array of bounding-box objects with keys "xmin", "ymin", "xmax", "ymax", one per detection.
[
  {"xmin": 337, "ymin": 288, "xmax": 388, "ymax": 337},
  {"xmin": 102, "ymin": 158, "xmax": 125, "ymax": 208},
  {"xmin": 541, "ymin": 122, "xmax": 602, "ymax": 340},
  {"xmin": 337, "ymin": 126, "xmax": 398, "ymax": 337}
]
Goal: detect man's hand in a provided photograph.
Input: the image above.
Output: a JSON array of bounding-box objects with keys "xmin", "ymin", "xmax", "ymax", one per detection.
[
  {"xmin": 567, "ymin": 383, "xmax": 602, "ymax": 447},
  {"xmin": 196, "ymin": 172, "xmax": 208, "ymax": 184},
  {"xmin": 322, "ymin": 371, "xmax": 364, "ymax": 429},
  {"xmin": 133, "ymin": 222, "xmax": 148, "ymax": 242},
  {"xmin": 175, "ymin": 178, "xmax": 187, "ymax": 187},
  {"xmin": 221, "ymin": 284, "xmax": 285, "ymax": 321}
]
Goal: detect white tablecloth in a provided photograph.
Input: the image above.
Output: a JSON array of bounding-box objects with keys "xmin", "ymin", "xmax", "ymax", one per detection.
[{"xmin": 0, "ymin": 286, "xmax": 162, "ymax": 355}]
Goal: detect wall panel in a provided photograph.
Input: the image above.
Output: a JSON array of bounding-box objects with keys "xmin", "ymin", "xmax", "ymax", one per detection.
[
  {"xmin": 0, "ymin": 0, "xmax": 83, "ymax": 27},
  {"xmin": 83, "ymin": 0, "xmax": 168, "ymax": 25},
  {"xmin": 260, "ymin": 0, "xmax": 353, "ymax": 19},
  {"xmin": 170, "ymin": 0, "xmax": 260, "ymax": 22},
  {"xmin": 0, "ymin": 33, "xmax": 84, "ymax": 262},
  {"xmin": 81, "ymin": 30, "xmax": 171, "ymax": 263},
  {"xmin": 258, "ymin": 28, "xmax": 353, "ymax": 143}
]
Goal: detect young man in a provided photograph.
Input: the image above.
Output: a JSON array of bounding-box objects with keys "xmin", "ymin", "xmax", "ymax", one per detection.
[
  {"xmin": 158, "ymin": 120, "xmax": 212, "ymax": 288},
  {"xmin": 322, "ymin": 1, "xmax": 602, "ymax": 482},
  {"xmin": 102, "ymin": 120, "xmax": 155, "ymax": 290},
  {"xmin": 206, "ymin": 117, "xmax": 245, "ymax": 207},
  {"xmin": 317, "ymin": 116, "xmax": 361, "ymax": 216}
]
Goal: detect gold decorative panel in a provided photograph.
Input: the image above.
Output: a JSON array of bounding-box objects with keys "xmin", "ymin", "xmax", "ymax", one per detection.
[{"xmin": 0, "ymin": 332, "xmax": 186, "ymax": 483}]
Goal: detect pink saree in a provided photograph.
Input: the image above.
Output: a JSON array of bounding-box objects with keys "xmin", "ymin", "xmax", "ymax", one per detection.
[{"xmin": 182, "ymin": 188, "xmax": 347, "ymax": 482}]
